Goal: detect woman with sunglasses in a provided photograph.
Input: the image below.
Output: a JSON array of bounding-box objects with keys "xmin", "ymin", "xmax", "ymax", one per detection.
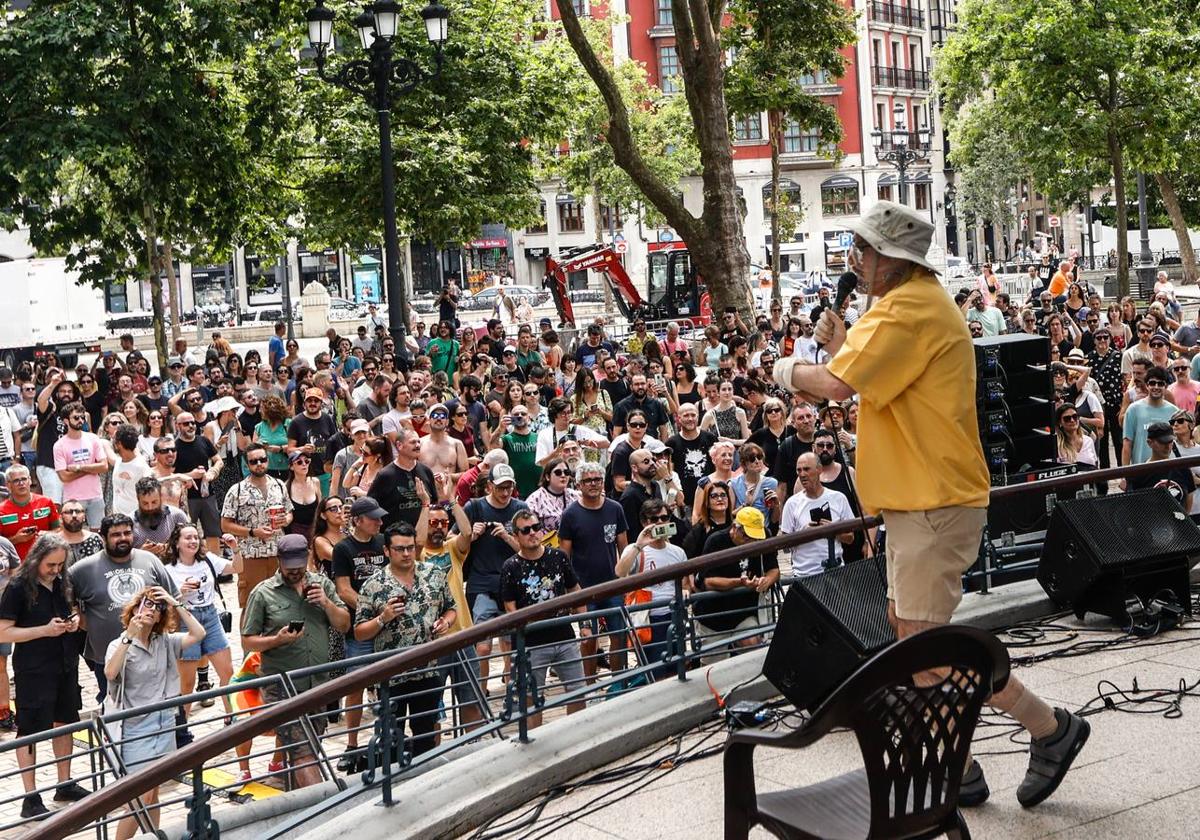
[
  {"xmin": 161, "ymin": 524, "xmax": 243, "ymax": 719},
  {"xmin": 95, "ymin": 413, "xmax": 124, "ymax": 512},
  {"xmin": 137, "ymin": 410, "xmax": 170, "ymax": 461},
  {"xmin": 525, "ymin": 457, "xmax": 581, "ymax": 547},
  {"xmin": 447, "ymin": 404, "xmax": 479, "ymax": 464},
  {"xmin": 1055, "ymin": 403, "xmax": 1097, "ymax": 468},
  {"xmin": 104, "ymin": 584, "xmax": 205, "ymax": 840},
  {"xmin": 203, "ymin": 397, "xmax": 244, "ymax": 509},
  {"xmin": 225, "ymin": 353, "xmax": 244, "ymax": 382},
  {"xmin": 1169, "ymin": 411, "xmax": 1200, "ymax": 520},
  {"xmin": 343, "ymin": 436, "xmax": 389, "ymax": 499},
  {"xmin": 747, "ymin": 397, "xmax": 790, "ymax": 475},
  {"xmin": 682, "ymin": 480, "xmax": 732, "ymax": 556},
  {"xmin": 285, "ymin": 450, "xmax": 322, "ymax": 536}
]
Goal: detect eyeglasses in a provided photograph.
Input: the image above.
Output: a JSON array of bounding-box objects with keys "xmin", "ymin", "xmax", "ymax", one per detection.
[
  {"xmin": 646, "ymin": 514, "xmax": 672, "ymax": 523},
  {"xmin": 524, "ymin": 390, "xmax": 539, "ymax": 396},
  {"xmin": 765, "ymin": 407, "xmax": 782, "ymax": 414},
  {"xmin": 708, "ymin": 492, "xmax": 728, "ymax": 500},
  {"xmin": 1171, "ymin": 418, "xmax": 1190, "ymax": 425},
  {"xmin": 388, "ymin": 544, "xmax": 418, "ymax": 553},
  {"xmin": 514, "ymin": 523, "xmax": 544, "ymax": 535},
  {"xmin": 140, "ymin": 599, "xmax": 166, "ymax": 613},
  {"xmin": 1174, "ymin": 367, "xmax": 1188, "ymax": 372},
  {"xmin": 813, "ymin": 442, "xmax": 836, "ymax": 450},
  {"xmin": 106, "ymin": 419, "xmax": 121, "ymax": 426},
  {"xmin": 155, "ymin": 447, "xmax": 176, "ymax": 454},
  {"xmin": 62, "ymin": 507, "xmax": 86, "ymax": 515},
  {"xmin": 743, "ymin": 454, "xmax": 763, "ymax": 463},
  {"xmin": 1138, "ymin": 328, "xmax": 1152, "ymax": 334},
  {"xmin": 550, "ymin": 469, "xmax": 571, "ymax": 477},
  {"xmin": 627, "ymin": 421, "xmax": 647, "ymax": 429},
  {"xmin": 1095, "ymin": 334, "xmax": 1110, "ymax": 340},
  {"xmin": 1147, "ymin": 380, "xmax": 1167, "ymax": 387},
  {"xmin": 580, "ymin": 476, "xmax": 604, "ymax": 484},
  {"xmin": 430, "ymin": 411, "xmax": 448, "ymax": 420},
  {"xmin": 247, "ymin": 457, "xmax": 269, "ymax": 465},
  {"xmin": 79, "ymin": 378, "xmax": 94, "ymax": 385},
  {"xmin": 453, "ymin": 411, "xmax": 468, "ymax": 417}
]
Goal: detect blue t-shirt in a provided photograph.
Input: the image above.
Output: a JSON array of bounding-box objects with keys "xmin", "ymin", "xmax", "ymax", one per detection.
[
  {"xmin": 730, "ymin": 474, "xmax": 779, "ymax": 518},
  {"xmin": 1122, "ymin": 398, "xmax": 1177, "ymax": 464},
  {"xmin": 558, "ymin": 499, "xmax": 628, "ymax": 588},
  {"xmin": 268, "ymin": 335, "xmax": 285, "ymax": 368}
]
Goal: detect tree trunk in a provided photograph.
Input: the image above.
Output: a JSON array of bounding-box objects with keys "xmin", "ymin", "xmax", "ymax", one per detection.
[
  {"xmin": 163, "ymin": 236, "xmax": 182, "ymax": 342},
  {"xmin": 553, "ymin": 0, "xmax": 753, "ymax": 322},
  {"xmin": 769, "ymin": 110, "xmax": 782, "ymax": 303},
  {"xmin": 1154, "ymin": 172, "xmax": 1197, "ymax": 285},
  {"xmin": 142, "ymin": 207, "xmax": 168, "ymax": 370},
  {"xmin": 1108, "ymin": 130, "xmax": 1129, "ymax": 297}
]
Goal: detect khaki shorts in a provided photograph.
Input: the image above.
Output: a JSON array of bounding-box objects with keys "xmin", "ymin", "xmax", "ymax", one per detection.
[{"xmin": 882, "ymin": 506, "xmax": 987, "ymax": 624}]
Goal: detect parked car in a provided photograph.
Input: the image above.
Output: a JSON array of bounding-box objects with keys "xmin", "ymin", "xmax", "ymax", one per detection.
[
  {"xmin": 462, "ymin": 284, "xmax": 550, "ymax": 312},
  {"xmin": 328, "ymin": 297, "xmax": 366, "ymax": 320}
]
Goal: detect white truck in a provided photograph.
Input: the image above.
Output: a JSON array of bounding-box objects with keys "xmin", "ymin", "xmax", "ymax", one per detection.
[{"xmin": 0, "ymin": 257, "xmax": 107, "ymax": 371}]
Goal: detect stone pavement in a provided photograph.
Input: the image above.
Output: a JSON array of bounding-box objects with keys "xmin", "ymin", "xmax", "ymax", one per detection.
[{"xmin": 496, "ymin": 616, "xmax": 1200, "ymax": 840}]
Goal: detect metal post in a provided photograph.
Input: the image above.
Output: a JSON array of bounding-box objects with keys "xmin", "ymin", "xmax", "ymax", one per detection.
[
  {"xmin": 1136, "ymin": 172, "xmax": 1156, "ymax": 297},
  {"xmin": 182, "ymin": 764, "xmax": 220, "ymax": 840},
  {"xmin": 897, "ymin": 155, "xmax": 909, "ymax": 207},
  {"xmin": 514, "ymin": 628, "xmax": 530, "ymax": 743},
  {"xmin": 374, "ymin": 43, "xmax": 409, "ymax": 365},
  {"xmin": 672, "ymin": 579, "xmax": 688, "ymax": 681},
  {"xmin": 378, "ymin": 679, "xmax": 395, "ymax": 806},
  {"xmin": 277, "ymin": 256, "xmax": 294, "ymax": 341}
]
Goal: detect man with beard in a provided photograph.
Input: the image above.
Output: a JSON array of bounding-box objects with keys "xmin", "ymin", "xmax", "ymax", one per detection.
[
  {"xmin": 52, "ymin": 402, "xmax": 108, "ymax": 529},
  {"xmin": 173, "ymin": 411, "xmax": 223, "ymax": 554},
  {"xmin": 618, "ymin": 449, "xmax": 664, "ymax": 540},
  {"xmin": 59, "ymin": 499, "xmax": 103, "ymax": 567},
  {"xmin": 369, "ymin": 428, "xmax": 436, "ymax": 529},
  {"xmin": 773, "ymin": 403, "xmax": 822, "ymax": 500},
  {"xmin": 419, "ymin": 403, "xmax": 469, "ymax": 481},
  {"xmin": 0, "ymin": 464, "xmax": 61, "ymax": 560},
  {"xmin": 780, "ymin": 452, "xmax": 855, "ymax": 576},
  {"xmin": 34, "ymin": 372, "xmax": 81, "ymax": 504},
  {"xmin": 220, "ymin": 443, "xmax": 293, "ymax": 608},
  {"xmin": 667, "ymin": 403, "xmax": 717, "ymax": 508},
  {"xmin": 612, "ymin": 374, "xmax": 670, "ymax": 441},
  {"xmin": 131, "ymin": 477, "xmax": 190, "ymax": 559},
  {"xmin": 812, "ymin": 428, "xmax": 866, "ymax": 562},
  {"xmin": 68, "ymin": 513, "xmax": 177, "ymax": 700},
  {"xmin": 599, "ymin": 358, "xmax": 630, "ymax": 408}
]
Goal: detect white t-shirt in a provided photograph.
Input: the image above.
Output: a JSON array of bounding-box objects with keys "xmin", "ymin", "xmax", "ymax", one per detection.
[
  {"xmin": 779, "ymin": 487, "xmax": 854, "ymax": 576},
  {"xmin": 790, "ymin": 335, "xmax": 829, "ymax": 364},
  {"xmin": 634, "ymin": 542, "xmax": 689, "ymax": 609},
  {"xmin": 111, "ymin": 455, "xmax": 153, "ymax": 516},
  {"xmin": 165, "ymin": 552, "xmax": 232, "ymax": 609},
  {"xmin": 535, "ymin": 423, "xmax": 608, "ymax": 462},
  {"xmin": 1176, "ymin": 442, "xmax": 1200, "ymax": 515}
]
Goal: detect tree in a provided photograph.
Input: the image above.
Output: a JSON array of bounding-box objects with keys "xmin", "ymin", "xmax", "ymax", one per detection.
[
  {"xmin": 0, "ymin": 0, "xmax": 289, "ymax": 367},
  {"xmin": 724, "ymin": 0, "xmax": 855, "ymax": 300},
  {"xmin": 552, "ymin": 0, "xmax": 756, "ymax": 319},
  {"xmin": 936, "ymin": 0, "xmax": 1184, "ymax": 296}
]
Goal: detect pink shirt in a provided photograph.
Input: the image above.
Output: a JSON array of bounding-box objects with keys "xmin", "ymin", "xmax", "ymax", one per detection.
[
  {"xmin": 53, "ymin": 432, "xmax": 106, "ymax": 502},
  {"xmin": 1169, "ymin": 381, "xmax": 1200, "ymax": 416}
]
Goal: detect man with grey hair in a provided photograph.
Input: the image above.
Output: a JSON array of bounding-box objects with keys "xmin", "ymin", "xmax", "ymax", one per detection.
[{"xmin": 559, "ymin": 460, "xmax": 630, "ymax": 679}]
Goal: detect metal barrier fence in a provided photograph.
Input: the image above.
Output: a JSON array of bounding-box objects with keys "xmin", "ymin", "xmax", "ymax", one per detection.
[{"xmin": 21, "ymin": 455, "xmax": 1200, "ymax": 839}]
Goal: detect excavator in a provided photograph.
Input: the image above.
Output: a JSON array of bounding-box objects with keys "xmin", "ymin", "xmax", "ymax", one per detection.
[{"xmin": 542, "ymin": 244, "xmax": 712, "ymax": 328}]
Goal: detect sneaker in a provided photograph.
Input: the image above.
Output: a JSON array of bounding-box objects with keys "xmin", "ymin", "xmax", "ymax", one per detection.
[
  {"xmin": 237, "ymin": 770, "xmax": 252, "ymax": 784},
  {"xmin": 21, "ymin": 793, "xmax": 49, "ymax": 820},
  {"xmin": 267, "ymin": 760, "xmax": 287, "ymax": 775},
  {"xmin": 958, "ymin": 759, "xmax": 990, "ymax": 807},
  {"xmin": 196, "ymin": 674, "xmax": 216, "ymax": 707},
  {"xmin": 52, "ymin": 782, "xmax": 90, "ymax": 802},
  {"xmin": 1017, "ymin": 708, "xmax": 1090, "ymax": 808}
]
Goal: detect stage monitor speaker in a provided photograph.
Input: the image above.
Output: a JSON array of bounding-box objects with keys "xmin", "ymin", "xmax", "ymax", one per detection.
[
  {"xmin": 763, "ymin": 559, "xmax": 895, "ymax": 711},
  {"xmin": 1037, "ymin": 488, "xmax": 1200, "ymax": 622}
]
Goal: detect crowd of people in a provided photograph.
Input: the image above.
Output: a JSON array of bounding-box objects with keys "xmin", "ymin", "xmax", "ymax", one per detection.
[{"xmin": 1, "ymin": 250, "xmax": 1187, "ymax": 827}]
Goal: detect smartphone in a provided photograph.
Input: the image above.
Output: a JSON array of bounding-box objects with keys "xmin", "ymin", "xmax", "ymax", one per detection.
[
  {"xmin": 809, "ymin": 505, "xmax": 831, "ymax": 525},
  {"xmin": 650, "ymin": 522, "xmax": 676, "ymax": 540},
  {"xmin": 286, "ymin": 620, "xmax": 304, "ymax": 633}
]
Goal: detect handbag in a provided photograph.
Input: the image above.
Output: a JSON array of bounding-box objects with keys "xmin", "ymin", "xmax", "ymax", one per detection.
[
  {"xmin": 623, "ymin": 549, "xmax": 654, "ymax": 646},
  {"xmin": 201, "ymin": 555, "xmax": 234, "ymax": 634}
]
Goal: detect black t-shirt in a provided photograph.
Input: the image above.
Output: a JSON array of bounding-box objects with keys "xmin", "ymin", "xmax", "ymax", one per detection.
[
  {"xmin": 461, "ymin": 496, "xmax": 528, "ymax": 596},
  {"xmin": 773, "ymin": 434, "xmax": 814, "ymax": 497},
  {"xmin": 138, "ymin": 393, "xmax": 170, "ymax": 414},
  {"xmin": 693, "ymin": 529, "xmax": 778, "ymax": 631},
  {"xmin": 287, "ymin": 412, "xmax": 338, "ymax": 476},
  {"xmin": 368, "ymin": 461, "xmax": 437, "ymax": 529},
  {"xmin": 0, "ymin": 576, "xmax": 81, "ymax": 687},
  {"xmin": 558, "ymin": 499, "xmax": 627, "ymax": 588},
  {"xmin": 1127, "ymin": 466, "xmax": 1196, "ymax": 507},
  {"xmin": 668, "ymin": 430, "xmax": 718, "ymax": 506},
  {"xmin": 499, "ymin": 547, "xmax": 578, "ymax": 645},
  {"xmin": 612, "ymin": 395, "xmax": 668, "ymax": 433},
  {"xmin": 35, "ymin": 401, "xmax": 68, "ymax": 468},
  {"xmin": 619, "ymin": 481, "xmax": 662, "ymax": 542},
  {"xmin": 174, "ymin": 435, "xmax": 218, "ymax": 499},
  {"xmin": 599, "ymin": 378, "xmax": 630, "ymax": 408},
  {"xmin": 438, "ymin": 287, "xmax": 459, "ymax": 324},
  {"xmin": 237, "ymin": 409, "xmax": 261, "ymax": 438},
  {"xmin": 330, "ymin": 534, "xmax": 387, "ymax": 594}
]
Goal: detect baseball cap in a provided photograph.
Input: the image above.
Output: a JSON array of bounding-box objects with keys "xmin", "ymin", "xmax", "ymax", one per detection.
[
  {"xmin": 1148, "ymin": 334, "xmax": 1168, "ymax": 347},
  {"xmin": 1146, "ymin": 421, "xmax": 1175, "ymax": 443},
  {"xmin": 349, "ymin": 419, "xmax": 370, "ymax": 435},
  {"xmin": 277, "ymin": 534, "xmax": 309, "ymax": 568},
  {"xmin": 734, "ymin": 507, "xmax": 767, "ymax": 539},
  {"xmin": 539, "ymin": 317, "xmax": 552, "ymax": 327},
  {"xmin": 489, "ymin": 463, "xmax": 516, "ymax": 486},
  {"xmin": 350, "ymin": 496, "xmax": 388, "ymax": 519},
  {"xmin": 502, "ymin": 345, "xmax": 517, "ymax": 355},
  {"xmin": 168, "ymin": 356, "xmax": 185, "ymax": 368},
  {"xmin": 304, "ymin": 387, "xmax": 324, "ymax": 401}
]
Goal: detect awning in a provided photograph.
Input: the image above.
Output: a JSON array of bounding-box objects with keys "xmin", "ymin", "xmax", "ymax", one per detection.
[
  {"xmin": 821, "ymin": 175, "xmax": 858, "ymax": 190},
  {"xmin": 878, "ymin": 171, "xmax": 932, "ymax": 186},
  {"xmin": 555, "ymin": 193, "xmax": 578, "ymax": 204},
  {"xmin": 524, "ymin": 247, "xmax": 550, "ymax": 260},
  {"xmin": 762, "ymin": 178, "xmax": 801, "ymax": 193}
]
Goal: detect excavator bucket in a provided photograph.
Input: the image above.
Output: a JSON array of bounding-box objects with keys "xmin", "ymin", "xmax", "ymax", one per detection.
[{"xmin": 542, "ymin": 260, "xmax": 576, "ymax": 327}]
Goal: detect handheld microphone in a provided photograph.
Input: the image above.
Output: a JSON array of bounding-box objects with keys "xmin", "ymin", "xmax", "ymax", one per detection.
[{"xmin": 814, "ymin": 271, "xmax": 860, "ymax": 360}]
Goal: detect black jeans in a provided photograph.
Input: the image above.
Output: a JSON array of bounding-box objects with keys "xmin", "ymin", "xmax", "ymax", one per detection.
[
  {"xmin": 1100, "ymin": 404, "xmax": 1122, "ymax": 470},
  {"xmin": 388, "ymin": 674, "xmax": 442, "ymax": 758}
]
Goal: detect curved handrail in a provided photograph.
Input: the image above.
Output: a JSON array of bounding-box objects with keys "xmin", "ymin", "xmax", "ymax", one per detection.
[{"xmin": 32, "ymin": 455, "xmax": 1200, "ymax": 838}]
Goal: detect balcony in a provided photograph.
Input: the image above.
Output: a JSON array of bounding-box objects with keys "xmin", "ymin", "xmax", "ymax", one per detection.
[
  {"xmin": 871, "ymin": 65, "xmax": 931, "ymax": 91},
  {"xmin": 869, "ymin": 1, "xmax": 925, "ymax": 29}
]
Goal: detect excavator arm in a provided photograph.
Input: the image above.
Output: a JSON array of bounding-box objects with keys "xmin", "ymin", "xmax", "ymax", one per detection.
[{"xmin": 542, "ymin": 246, "xmax": 646, "ymax": 327}]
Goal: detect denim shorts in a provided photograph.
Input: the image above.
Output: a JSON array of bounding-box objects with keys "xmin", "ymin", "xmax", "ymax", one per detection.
[
  {"xmin": 344, "ymin": 636, "xmax": 376, "ymax": 671},
  {"xmin": 181, "ymin": 604, "xmax": 230, "ymax": 660},
  {"xmin": 469, "ymin": 591, "xmax": 502, "ymax": 624},
  {"xmin": 584, "ymin": 594, "xmax": 628, "ymax": 636}
]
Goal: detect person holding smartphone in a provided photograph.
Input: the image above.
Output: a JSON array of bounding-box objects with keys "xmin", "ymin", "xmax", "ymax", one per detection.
[
  {"xmin": 615, "ymin": 499, "xmax": 689, "ymax": 677},
  {"xmin": 779, "ymin": 452, "xmax": 855, "ymax": 576}
]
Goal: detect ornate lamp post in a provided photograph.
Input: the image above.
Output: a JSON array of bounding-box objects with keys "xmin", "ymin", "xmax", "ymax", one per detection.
[
  {"xmin": 871, "ymin": 103, "xmax": 932, "ymax": 206},
  {"xmin": 304, "ymin": 0, "xmax": 450, "ymax": 357}
]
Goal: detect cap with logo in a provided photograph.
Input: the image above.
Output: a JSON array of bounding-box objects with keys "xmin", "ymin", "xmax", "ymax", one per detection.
[{"xmin": 489, "ymin": 463, "xmax": 517, "ymax": 485}]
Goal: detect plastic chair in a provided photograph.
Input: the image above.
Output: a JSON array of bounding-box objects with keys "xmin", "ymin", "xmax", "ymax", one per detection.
[{"xmin": 724, "ymin": 625, "xmax": 1010, "ymax": 840}]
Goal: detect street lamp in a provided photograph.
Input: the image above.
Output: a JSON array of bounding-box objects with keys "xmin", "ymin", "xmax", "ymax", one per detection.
[
  {"xmin": 304, "ymin": 0, "xmax": 450, "ymax": 360},
  {"xmin": 871, "ymin": 104, "xmax": 932, "ymax": 206}
]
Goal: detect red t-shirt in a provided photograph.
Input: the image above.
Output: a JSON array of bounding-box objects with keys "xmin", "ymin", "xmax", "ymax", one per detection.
[{"xmin": 0, "ymin": 495, "xmax": 61, "ymax": 559}]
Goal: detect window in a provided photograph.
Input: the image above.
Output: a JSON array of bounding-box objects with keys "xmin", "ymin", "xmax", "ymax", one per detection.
[
  {"xmin": 915, "ymin": 183, "xmax": 930, "ymax": 211},
  {"xmin": 659, "ymin": 46, "xmax": 681, "ymax": 93},
  {"xmin": 558, "ymin": 198, "xmax": 585, "ymax": 232},
  {"xmin": 600, "ymin": 203, "xmax": 622, "ymax": 231},
  {"xmin": 572, "ymin": 0, "xmax": 588, "ymax": 15},
  {"xmin": 822, "ymin": 184, "xmax": 860, "ymax": 216},
  {"xmin": 891, "ymin": 41, "xmax": 902, "ymax": 68},
  {"xmin": 762, "ymin": 180, "xmax": 801, "ymax": 214},
  {"xmin": 782, "ymin": 121, "xmax": 820, "ymax": 153},
  {"xmin": 876, "ymin": 103, "xmax": 886, "ymax": 131},
  {"xmin": 528, "ymin": 201, "xmax": 548, "ymax": 234},
  {"xmin": 878, "ymin": 184, "xmax": 894, "ymax": 202},
  {"xmin": 872, "ymin": 39, "xmax": 882, "ymax": 66},
  {"xmin": 798, "ymin": 69, "xmax": 829, "ymax": 87},
  {"xmin": 909, "ymin": 44, "xmax": 921, "ymax": 74},
  {"xmin": 656, "ymin": 0, "xmax": 673, "ymax": 26},
  {"xmin": 734, "ymin": 113, "xmax": 763, "ymax": 142}
]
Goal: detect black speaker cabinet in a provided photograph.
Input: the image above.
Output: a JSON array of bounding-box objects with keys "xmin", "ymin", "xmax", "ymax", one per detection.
[
  {"xmin": 763, "ymin": 560, "xmax": 895, "ymax": 711},
  {"xmin": 1037, "ymin": 488, "xmax": 1200, "ymax": 622}
]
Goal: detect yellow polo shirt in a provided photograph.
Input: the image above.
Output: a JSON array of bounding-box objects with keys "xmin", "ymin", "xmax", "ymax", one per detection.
[
  {"xmin": 827, "ymin": 268, "xmax": 990, "ymax": 514},
  {"xmin": 421, "ymin": 540, "xmax": 473, "ymax": 634}
]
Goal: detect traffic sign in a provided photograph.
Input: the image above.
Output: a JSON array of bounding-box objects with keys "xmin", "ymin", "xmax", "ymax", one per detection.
[
  {"xmin": 838, "ymin": 232, "xmax": 854, "ymax": 248},
  {"xmin": 1049, "ymin": 215, "xmax": 1060, "ymax": 228},
  {"xmin": 615, "ymin": 241, "xmax": 628, "ymax": 254}
]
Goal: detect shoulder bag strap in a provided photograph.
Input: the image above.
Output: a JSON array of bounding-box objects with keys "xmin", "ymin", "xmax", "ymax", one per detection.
[{"xmin": 200, "ymin": 554, "xmax": 229, "ymax": 610}]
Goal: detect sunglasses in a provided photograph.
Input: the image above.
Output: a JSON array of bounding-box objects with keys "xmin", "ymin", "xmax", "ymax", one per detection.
[
  {"xmin": 627, "ymin": 422, "xmax": 647, "ymax": 429},
  {"xmin": 1060, "ymin": 414, "xmax": 1078, "ymax": 421},
  {"xmin": 743, "ymin": 454, "xmax": 763, "ymax": 463},
  {"xmin": 247, "ymin": 457, "xmax": 269, "ymax": 465},
  {"xmin": 708, "ymin": 492, "xmax": 729, "ymax": 500},
  {"xmin": 1138, "ymin": 328, "xmax": 1152, "ymax": 334},
  {"xmin": 1147, "ymin": 380, "xmax": 1167, "ymax": 387},
  {"xmin": 453, "ymin": 411, "xmax": 468, "ymax": 417},
  {"xmin": 765, "ymin": 407, "xmax": 782, "ymax": 414},
  {"xmin": 156, "ymin": 447, "xmax": 176, "ymax": 454},
  {"xmin": 813, "ymin": 442, "xmax": 836, "ymax": 450},
  {"xmin": 429, "ymin": 411, "xmax": 448, "ymax": 420},
  {"xmin": 514, "ymin": 523, "xmax": 544, "ymax": 535},
  {"xmin": 646, "ymin": 514, "xmax": 671, "ymax": 523},
  {"xmin": 524, "ymin": 390, "xmax": 539, "ymax": 396},
  {"xmin": 550, "ymin": 469, "xmax": 572, "ymax": 477}
]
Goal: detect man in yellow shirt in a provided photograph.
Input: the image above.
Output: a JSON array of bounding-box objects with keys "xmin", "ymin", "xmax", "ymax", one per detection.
[{"xmin": 771, "ymin": 201, "xmax": 1088, "ymax": 810}]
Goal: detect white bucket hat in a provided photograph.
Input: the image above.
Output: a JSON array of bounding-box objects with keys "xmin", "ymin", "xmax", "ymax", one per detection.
[{"xmin": 844, "ymin": 201, "xmax": 940, "ymax": 274}]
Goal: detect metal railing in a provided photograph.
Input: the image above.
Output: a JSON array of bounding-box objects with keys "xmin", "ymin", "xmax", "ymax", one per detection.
[
  {"xmin": 869, "ymin": 1, "xmax": 925, "ymax": 28},
  {"xmin": 23, "ymin": 455, "xmax": 1200, "ymax": 839},
  {"xmin": 871, "ymin": 65, "xmax": 931, "ymax": 91}
]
